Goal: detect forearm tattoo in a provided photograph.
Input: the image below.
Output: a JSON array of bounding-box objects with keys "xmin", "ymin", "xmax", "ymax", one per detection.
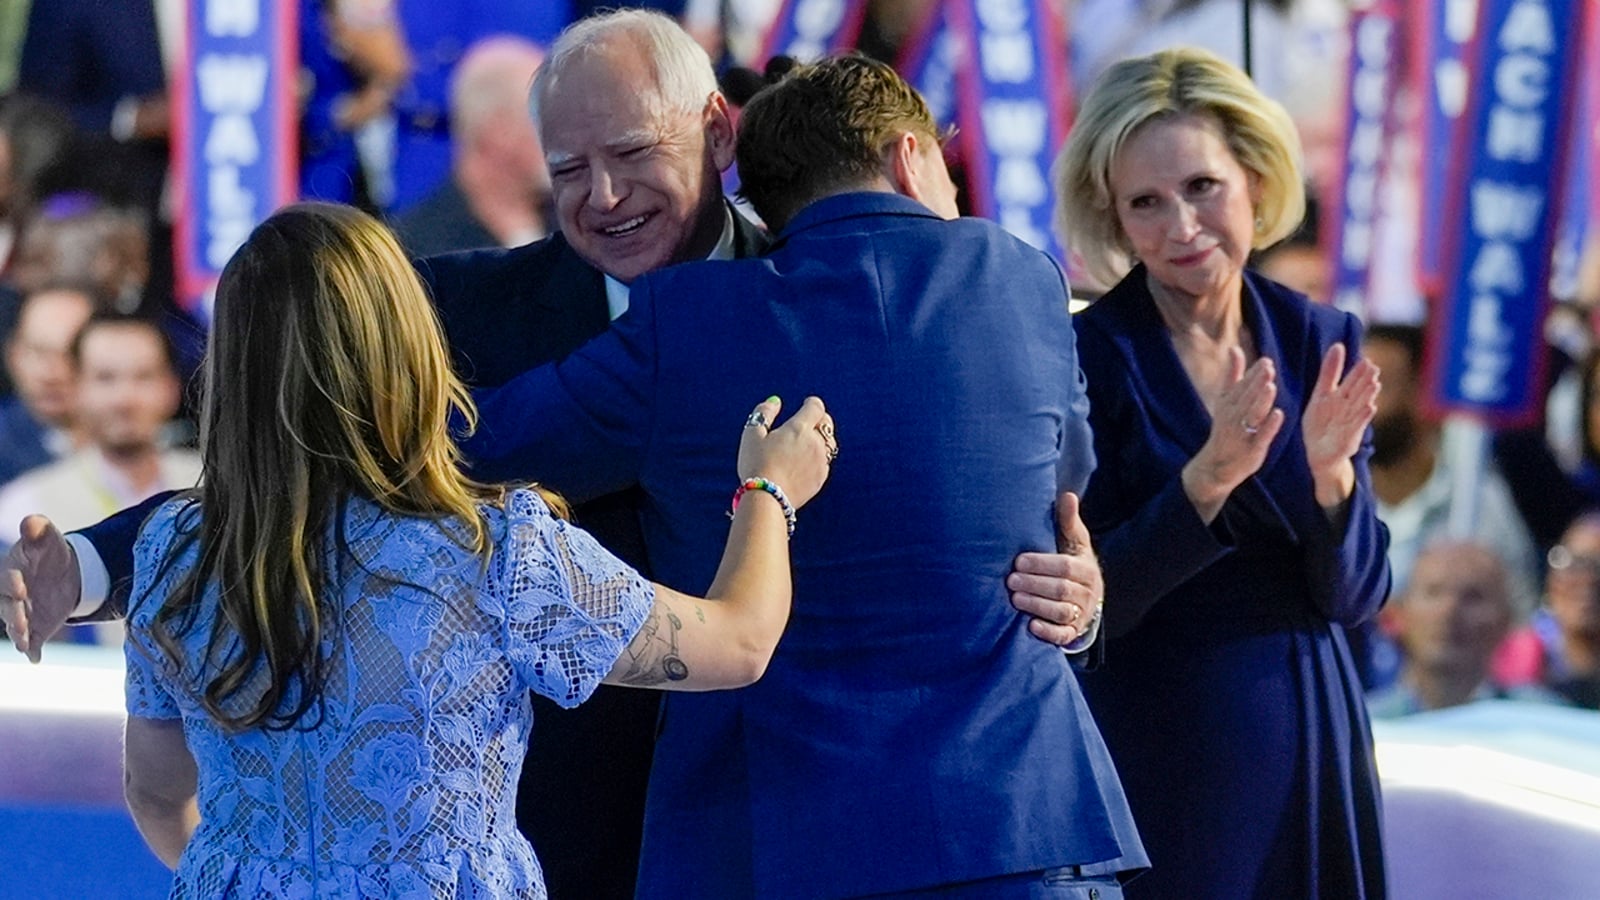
[{"xmin": 615, "ymin": 604, "xmax": 690, "ymax": 686}]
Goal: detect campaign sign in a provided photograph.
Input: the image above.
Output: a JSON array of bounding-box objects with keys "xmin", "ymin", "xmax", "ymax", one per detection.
[
  {"xmin": 759, "ymin": 0, "xmax": 868, "ymax": 65},
  {"xmin": 949, "ymin": 0, "xmax": 1072, "ymax": 264},
  {"xmin": 1427, "ymin": 0, "xmax": 1589, "ymax": 425},
  {"xmin": 1326, "ymin": 0, "xmax": 1400, "ymax": 318},
  {"xmin": 898, "ymin": 1, "xmax": 961, "ymax": 129},
  {"xmin": 1412, "ymin": 0, "xmax": 1480, "ymax": 295},
  {"xmin": 1550, "ymin": 4, "xmax": 1599, "ymax": 302},
  {"xmin": 174, "ymin": 0, "xmax": 298, "ymax": 319}
]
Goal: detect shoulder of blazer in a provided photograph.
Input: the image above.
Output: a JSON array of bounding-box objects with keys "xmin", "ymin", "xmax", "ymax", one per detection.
[
  {"xmin": 417, "ymin": 234, "xmax": 603, "ymax": 316},
  {"xmin": 1245, "ymin": 269, "xmax": 1357, "ymax": 357}
]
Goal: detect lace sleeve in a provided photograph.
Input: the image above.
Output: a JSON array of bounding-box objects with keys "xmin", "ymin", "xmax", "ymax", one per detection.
[
  {"xmin": 488, "ymin": 489, "xmax": 655, "ymax": 708},
  {"xmin": 123, "ymin": 500, "xmax": 195, "ymax": 720}
]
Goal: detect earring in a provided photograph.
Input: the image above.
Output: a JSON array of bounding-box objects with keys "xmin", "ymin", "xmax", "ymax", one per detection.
[{"xmin": 1254, "ymin": 216, "xmax": 1264, "ymax": 232}]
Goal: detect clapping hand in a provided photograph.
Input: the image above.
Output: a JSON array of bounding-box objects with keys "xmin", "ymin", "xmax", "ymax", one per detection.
[
  {"xmin": 1301, "ymin": 343, "xmax": 1379, "ymax": 510},
  {"xmin": 1182, "ymin": 347, "xmax": 1284, "ymax": 524}
]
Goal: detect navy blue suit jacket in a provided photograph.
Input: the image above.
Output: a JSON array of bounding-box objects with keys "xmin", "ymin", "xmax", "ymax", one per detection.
[
  {"xmin": 1072, "ymin": 268, "xmax": 1389, "ymax": 897},
  {"xmin": 466, "ymin": 193, "xmax": 1146, "ymax": 898}
]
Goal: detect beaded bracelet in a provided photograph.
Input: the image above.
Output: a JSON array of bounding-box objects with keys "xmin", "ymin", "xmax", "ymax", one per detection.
[{"xmin": 729, "ymin": 476, "xmax": 797, "ymax": 538}]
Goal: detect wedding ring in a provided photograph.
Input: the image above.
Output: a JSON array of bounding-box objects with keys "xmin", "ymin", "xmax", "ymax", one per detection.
[
  {"xmin": 1241, "ymin": 419, "xmax": 1260, "ymax": 435},
  {"xmin": 745, "ymin": 410, "xmax": 770, "ymax": 430}
]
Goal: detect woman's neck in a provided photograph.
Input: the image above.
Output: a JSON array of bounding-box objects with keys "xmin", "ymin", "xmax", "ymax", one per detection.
[{"xmin": 1147, "ymin": 270, "xmax": 1246, "ymax": 349}]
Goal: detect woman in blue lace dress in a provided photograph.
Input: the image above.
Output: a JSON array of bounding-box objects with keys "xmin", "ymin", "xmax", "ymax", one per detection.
[{"xmin": 119, "ymin": 202, "xmax": 835, "ymax": 898}]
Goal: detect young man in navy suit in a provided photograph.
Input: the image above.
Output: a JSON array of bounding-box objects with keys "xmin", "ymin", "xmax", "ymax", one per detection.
[
  {"xmin": 1, "ymin": 12, "xmax": 1103, "ymax": 899},
  {"xmin": 465, "ymin": 55, "xmax": 1146, "ymax": 898}
]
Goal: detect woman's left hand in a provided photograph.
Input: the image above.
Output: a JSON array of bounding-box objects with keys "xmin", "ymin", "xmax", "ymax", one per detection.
[{"xmin": 1302, "ymin": 343, "xmax": 1380, "ymax": 508}]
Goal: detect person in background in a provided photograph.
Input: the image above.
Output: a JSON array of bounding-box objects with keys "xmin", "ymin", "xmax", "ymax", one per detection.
[
  {"xmin": 1252, "ymin": 191, "xmax": 1326, "ymax": 304},
  {"xmin": 0, "ymin": 283, "xmax": 91, "ymax": 484},
  {"xmin": 391, "ymin": 36, "xmax": 551, "ymax": 257},
  {"xmin": 1363, "ymin": 323, "xmax": 1540, "ymax": 612},
  {"xmin": 1495, "ymin": 512, "xmax": 1600, "ymax": 709},
  {"xmin": 0, "ymin": 313, "xmax": 198, "ymax": 550},
  {"xmin": 120, "ymin": 201, "xmax": 834, "ymax": 896},
  {"xmin": 299, "ymin": 0, "xmax": 413, "ymax": 208},
  {"xmin": 1054, "ymin": 46, "xmax": 1390, "ymax": 898},
  {"xmin": 0, "ymin": 92, "xmax": 75, "ymax": 279},
  {"xmin": 1367, "ymin": 538, "xmax": 1563, "ymax": 718},
  {"xmin": 386, "ymin": 0, "xmax": 572, "ymax": 212}
]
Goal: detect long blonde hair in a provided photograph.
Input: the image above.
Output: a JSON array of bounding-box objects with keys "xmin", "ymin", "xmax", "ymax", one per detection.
[{"xmin": 150, "ymin": 202, "xmax": 507, "ymax": 731}]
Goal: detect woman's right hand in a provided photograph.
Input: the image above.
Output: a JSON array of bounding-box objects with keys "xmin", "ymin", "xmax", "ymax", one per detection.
[
  {"xmin": 1181, "ymin": 348, "xmax": 1283, "ymax": 524},
  {"xmin": 737, "ymin": 396, "xmax": 835, "ymax": 509}
]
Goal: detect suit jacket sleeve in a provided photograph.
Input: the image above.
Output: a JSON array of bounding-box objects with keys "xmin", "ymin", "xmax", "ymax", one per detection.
[
  {"xmin": 462, "ymin": 280, "xmax": 661, "ymax": 500},
  {"xmin": 70, "ymin": 491, "xmax": 176, "ymax": 620},
  {"xmin": 1298, "ymin": 313, "xmax": 1391, "ymax": 627}
]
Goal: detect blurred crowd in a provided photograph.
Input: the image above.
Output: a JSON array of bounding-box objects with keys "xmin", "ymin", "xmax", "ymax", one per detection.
[{"xmin": 0, "ymin": 0, "xmax": 1596, "ymax": 714}]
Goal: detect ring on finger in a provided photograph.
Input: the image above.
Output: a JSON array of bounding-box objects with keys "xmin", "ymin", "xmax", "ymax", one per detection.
[
  {"xmin": 1241, "ymin": 418, "xmax": 1260, "ymax": 435},
  {"xmin": 745, "ymin": 410, "xmax": 770, "ymax": 430}
]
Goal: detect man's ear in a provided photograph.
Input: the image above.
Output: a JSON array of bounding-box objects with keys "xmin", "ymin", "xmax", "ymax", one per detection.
[
  {"xmin": 885, "ymin": 130, "xmax": 925, "ymax": 201},
  {"xmin": 705, "ymin": 92, "xmax": 736, "ymax": 172}
]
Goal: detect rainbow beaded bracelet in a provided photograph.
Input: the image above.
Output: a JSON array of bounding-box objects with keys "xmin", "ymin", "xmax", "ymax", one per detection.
[{"xmin": 729, "ymin": 476, "xmax": 797, "ymax": 538}]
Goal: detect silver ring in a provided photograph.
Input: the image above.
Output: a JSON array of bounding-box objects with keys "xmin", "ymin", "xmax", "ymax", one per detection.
[
  {"xmin": 745, "ymin": 410, "xmax": 769, "ymax": 430},
  {"xmin": 1241, "ymin": 419, "xmax": 1259, "ymax": 435}
]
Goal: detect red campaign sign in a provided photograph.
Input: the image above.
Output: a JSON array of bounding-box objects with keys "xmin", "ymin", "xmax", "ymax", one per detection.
[{"xmin": 172, "ymin": 0, "xmax": 300, "ymax": 320}]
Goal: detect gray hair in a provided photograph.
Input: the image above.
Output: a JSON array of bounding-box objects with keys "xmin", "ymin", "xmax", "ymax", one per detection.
[{"xmin": 530, "ymin": 9, "xmax": 718, "ymax": 128}]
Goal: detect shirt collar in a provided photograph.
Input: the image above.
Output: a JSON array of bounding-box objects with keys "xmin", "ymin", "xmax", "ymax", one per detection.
[{"xmin": 604, "ymin": 206, "xmax": 735, "ymax": 321}]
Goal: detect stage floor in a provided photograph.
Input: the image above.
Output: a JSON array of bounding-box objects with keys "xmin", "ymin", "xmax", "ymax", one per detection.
[{"xmin": 6, "ymin": 647, "xmax": 1600, "ymax": 898}]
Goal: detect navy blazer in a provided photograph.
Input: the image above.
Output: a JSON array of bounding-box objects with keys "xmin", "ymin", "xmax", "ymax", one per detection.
[
  {"xmin": 1071, "ymin": 267, "xmax": 1390, "ymax": 898},
  {"xmin": 467, "ymin": 192, "xmax": 1145, "ymax": 898}
]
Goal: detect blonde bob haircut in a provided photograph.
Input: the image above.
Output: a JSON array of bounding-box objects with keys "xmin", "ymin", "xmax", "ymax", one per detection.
[{"xmin": 1053, "ymin": 46, "xmax": 1306, "ymax": 288}]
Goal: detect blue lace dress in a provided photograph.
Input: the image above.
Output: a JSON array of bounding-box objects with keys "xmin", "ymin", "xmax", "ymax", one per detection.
[{"xmin": 124, "ymin": 489, "xmax": 655, "ymax": 898}]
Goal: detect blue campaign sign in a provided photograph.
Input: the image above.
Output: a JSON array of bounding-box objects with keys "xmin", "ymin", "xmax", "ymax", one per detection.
[
  {"xmin": 897, "ymin": 1, "xmax": 959, "ymax": 130},
  {"xmin": 174, "ymin": 0, "xmax": 299, "ymax": 319},
  {"xmin": 1551, "ymin": 6, "xmax": 1599, "ymax": 302},
  {"xmin": 1327, "ymin": 0, "xmax": 1399, "ymax": 319},
  {"xmin": 1427, "ymin": 0, "xmax": 1590, "ymax": 425},
  {"xmin": 949, "ymin": 0, "xmax": 1072, "ymax": 266},
  {"xmin": 1414, "ymin": 0, "xmax": 1479, "ymax": 295},
  {"xmin": 759, "ymin": 0, "xmax": 868, "ymax": 64}
]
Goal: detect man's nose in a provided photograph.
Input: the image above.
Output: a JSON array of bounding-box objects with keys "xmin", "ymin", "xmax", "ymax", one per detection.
[{"xmin": 586, "ymin": 165, "xmax": 625, "ymax": 211}]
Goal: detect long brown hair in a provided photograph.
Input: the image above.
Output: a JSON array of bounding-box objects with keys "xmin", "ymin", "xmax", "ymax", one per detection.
[{"xmin": 149, "ymin": 202, "xmax": 507, "ymax": 731}]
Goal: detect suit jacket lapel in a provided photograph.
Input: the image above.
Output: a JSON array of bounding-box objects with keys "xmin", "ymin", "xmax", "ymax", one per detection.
[
  {"xmin": 539, "ymin": 234, "xmax": 612, "ymax": 342},
  {"xmin": 729, "ymin": 203, "xmax": 772, "ymax": 258},
  {"xmin": 1094, "ymin": 269, "xmax": 1214, "ymax": 455}
]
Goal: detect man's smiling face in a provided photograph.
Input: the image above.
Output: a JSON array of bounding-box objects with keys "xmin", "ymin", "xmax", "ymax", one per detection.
[{"xmin": 539, "ymin": 42, "xmax": 733, "ymax": 283}]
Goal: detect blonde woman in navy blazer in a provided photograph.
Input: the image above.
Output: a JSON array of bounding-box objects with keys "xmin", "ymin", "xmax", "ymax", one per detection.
[{"xmin": 1053, "ymin": 48, "xmax": 1391, "ymax": 899}]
